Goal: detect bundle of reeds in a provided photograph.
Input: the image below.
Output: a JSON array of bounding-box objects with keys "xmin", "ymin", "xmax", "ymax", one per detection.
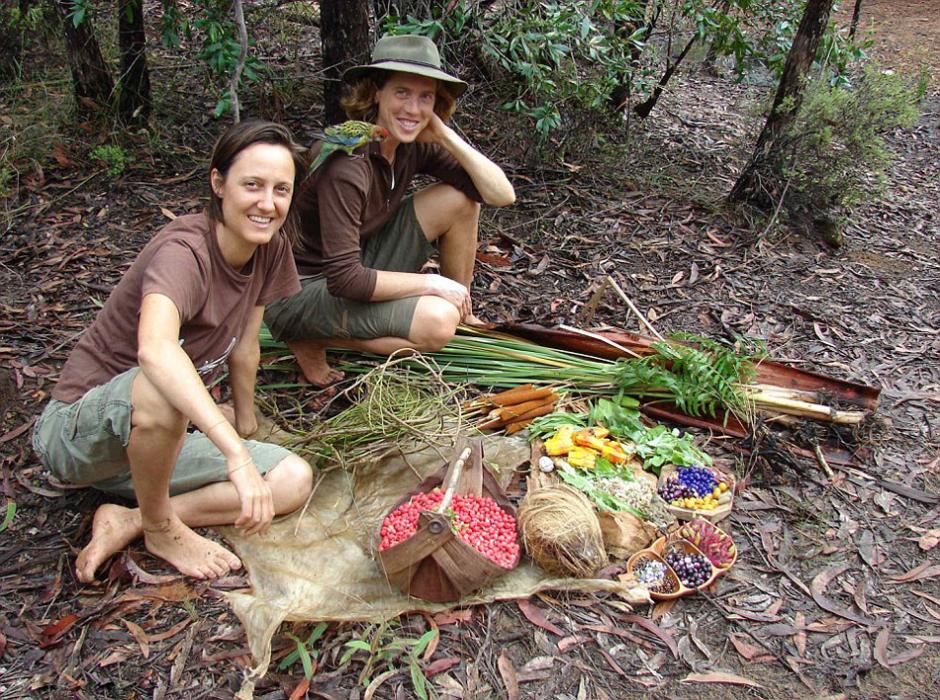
[{"xmin": 258, "ymin": 325, "xmax": 865, "ymax": 427}]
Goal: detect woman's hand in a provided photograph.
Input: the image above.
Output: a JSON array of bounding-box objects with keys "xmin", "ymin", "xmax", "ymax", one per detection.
[
  {"xmin": 425, "ymin": 274, "xmax": 472, "ymax": 320},
  {"xmin": 227, "ymin": 455, "xmax": 275, "ymax": 536},
  {"xmin": 416, "ymin": 112, "xmax": 450, "ymax": 145}
]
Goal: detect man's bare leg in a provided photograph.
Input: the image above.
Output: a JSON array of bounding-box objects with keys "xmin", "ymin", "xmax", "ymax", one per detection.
[{"xmin": 75, "ymin": 454, "xmax": 312, "ymax": 583}]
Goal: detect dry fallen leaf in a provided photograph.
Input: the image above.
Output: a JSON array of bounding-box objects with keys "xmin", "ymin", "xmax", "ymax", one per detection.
[
  {"xmin": 917, "ymin": 529, "xmax": 940, "ymax": 551},
  {"xmin": 424, "ymin": 656, "xmax": 460, "ymax": 677},
  {"xmin": 622, "ymin": 613, "xmax": 679, "ymax": 658},
  {"xmin": 516, "ymin": 599, "xmax": 565, "ymax": 636},
  {"xmin": 497, "ymin": 650, "xmax": 519, "ymax": 700},
  {"xmin": 557, "ymin": 634, "xmax": 591, "ymax": 652},
  {"xmin": 728, "ymin": 633, "xmax": 765, "ymax": 661},
  {"xmin": 811, "ymin": 563, "xmax": 883, "ymax": 626},
  {"xmin": 431, "ymin": 609, "xmax": 473, "ymax": 626},
  {"xmin": 123, "ymin": 619, "xmax": 150, "ymax": 659},
  {"xmin": 682, "ymin": 671, "xmax": 763, "ymax": 688},
  {"xmin": 889, "ymin": 562, "xmax": 940, "ymax": 584}
]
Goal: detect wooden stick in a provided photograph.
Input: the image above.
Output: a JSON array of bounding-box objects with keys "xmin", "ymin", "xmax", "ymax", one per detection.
[
  {"xmin": 605, "ymin": 275, "xmax": 665, "ymax": 340},
  {"xmin": 477, "ymin": 396, "xmax": 558, "ymax": 431},
  {"xmin": 557, "ymin": 324, "xmax": 644, "ymax": 359},
  {"xmin": 501, "ymin": 402, "xmax": 557, "ymax": 426},
  {"xmin": 437, "ymin": 446, "xmax": 472, "ymax": 513},
  {"xmin": 751, "ymin": 392, "xmax": 866, "ymax": 424}
]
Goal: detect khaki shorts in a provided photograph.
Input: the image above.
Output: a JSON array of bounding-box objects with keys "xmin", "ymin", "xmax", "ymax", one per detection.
[
  {"xmin": 31, "ymin": 368, "xmax": 291, "ymax": 500},
  {"xmin": 264, "ymin": 196, "xmax": 436, "ymax": 342}
]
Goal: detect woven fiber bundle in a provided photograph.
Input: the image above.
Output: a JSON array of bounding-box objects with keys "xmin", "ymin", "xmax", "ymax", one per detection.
[{"xmin": 517, "ymin": 484, "xmax": 608, "ymax": 577}]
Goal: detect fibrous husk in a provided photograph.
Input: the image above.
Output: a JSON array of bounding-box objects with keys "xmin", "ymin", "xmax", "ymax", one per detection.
[{"xmin": 517, "ymin": 484, "xmax": 608, "ymax": 577}]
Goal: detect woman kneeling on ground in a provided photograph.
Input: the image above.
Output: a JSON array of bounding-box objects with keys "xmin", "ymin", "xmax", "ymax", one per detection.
[
  {"xmin": 264, "ymin": 34, "xmax": 516, "ymax": 386},
  {"xmin": 32, "ymin": 119, "xmax": 314, "ymax": 583}
]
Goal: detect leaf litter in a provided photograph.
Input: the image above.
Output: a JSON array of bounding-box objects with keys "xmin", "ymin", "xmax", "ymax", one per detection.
[{"xmin": 2, "ymin": 4, "xmax": 940, "ymax": 699}]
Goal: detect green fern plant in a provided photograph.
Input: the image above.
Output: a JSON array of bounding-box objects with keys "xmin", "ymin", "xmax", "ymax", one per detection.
[{"xmin": 615, "ymin": 333, "xmax": 765, "ymax": 422}]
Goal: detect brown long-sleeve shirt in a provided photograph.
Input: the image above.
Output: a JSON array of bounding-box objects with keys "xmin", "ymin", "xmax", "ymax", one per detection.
[{"xmin": 293, "ymin": 140, "xmax": 482, "ymax": 301}]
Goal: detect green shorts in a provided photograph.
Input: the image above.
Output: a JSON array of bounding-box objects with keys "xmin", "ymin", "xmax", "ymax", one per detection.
[
  {"xmin": 264, "ymin": 196, "xmax": 436, "ymax": 342},
  {"xmin": 31, "ymin": 368, "xmax": 292, "ymax": 500}
]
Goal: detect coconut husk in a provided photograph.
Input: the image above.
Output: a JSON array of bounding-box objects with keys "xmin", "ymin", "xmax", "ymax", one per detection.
[{"xmin": 517, "ymin": 484, "xmax": 608, "ymax": 577}]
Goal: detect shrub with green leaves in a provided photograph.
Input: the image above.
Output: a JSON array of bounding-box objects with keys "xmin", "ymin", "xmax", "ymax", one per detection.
[
  {"xmin": 388, "ymin": 0, "xmax": 648, "ymax": 138},
  {"xmin": 385, "ymin": 1, "xmax": 870, "ymax": 141},
  {"xmin": 780, "ymin": 65, "xmax": 923, "ymax": 217},
  {"xmin": 91, "ymin": 144, "xmax": 133, "ymax": 178},
  {"xmin": 159, "ymin": 0, "xmax": 264, "ymax": 117}
]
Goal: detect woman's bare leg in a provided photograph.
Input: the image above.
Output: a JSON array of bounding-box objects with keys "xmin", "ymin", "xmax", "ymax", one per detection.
[
  {"xmin": 75, "ymin": 453, "xmax": 313, "ymax": 583},
  {"xmin": 414, "ymin": 183, "xmax": 482, "ymax": 322},
  {"xmin": 288, "ymin": 296, "xmax": 460, "ymax": 386}
]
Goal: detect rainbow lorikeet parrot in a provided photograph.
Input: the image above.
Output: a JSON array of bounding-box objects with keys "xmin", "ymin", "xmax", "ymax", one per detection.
[{"xmin": 308, "ymin": 120, "xmax": 390, "ymax": 173}]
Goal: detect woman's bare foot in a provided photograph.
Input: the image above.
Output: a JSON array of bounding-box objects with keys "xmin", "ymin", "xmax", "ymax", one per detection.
[
  {"xmin": 142, "ymin": 516, "xmax": 242, "ymax": 579},
  {"xmin": 463, "ymin": 313, "xmax": 486, "ymax": 326},
  {"xmin": 287, "ymin": 340, "xmax": 345, "ymax": 387},
  {"xmin": 75, "ymin": 503, "xmax": 143, "ymax": 583}
]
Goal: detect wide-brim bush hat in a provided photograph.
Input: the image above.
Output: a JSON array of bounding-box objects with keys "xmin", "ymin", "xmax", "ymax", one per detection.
[{"xmin": 342, "ymin": 34, "xmax": 468, "ymax": 96}]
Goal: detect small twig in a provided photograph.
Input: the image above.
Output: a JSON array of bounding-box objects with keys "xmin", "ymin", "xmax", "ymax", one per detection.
[
  {"xmin": 812, "ymin": 443, "xmax": 835, "ymax": 480},
  {"xmin": 758, "ymin": 178, "xmax": 790, "ymax": 242},
  {"xmin": 557, "ymin": 323, "xmax": 643, "ymax": 359},
  {"xmin": 605, "ymin": 275, "xmax": 665, "ymax": 340}
]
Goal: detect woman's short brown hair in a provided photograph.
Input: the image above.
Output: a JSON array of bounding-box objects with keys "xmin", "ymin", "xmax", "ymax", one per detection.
[
  {"xmin": 207, "ymin": 119, "xmax": 306, "ymax": 224},
  {"xmin": 340, "ymin": 70, "xmax": 457, "ymax": 123}
]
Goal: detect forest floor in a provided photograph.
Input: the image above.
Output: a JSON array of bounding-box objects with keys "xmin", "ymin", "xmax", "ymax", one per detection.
[{"xmin": 1, "ymin": 1, "xmax": 938, "ymax": 698}]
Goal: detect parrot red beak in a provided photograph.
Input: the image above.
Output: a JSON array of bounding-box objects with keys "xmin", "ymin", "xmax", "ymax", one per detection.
[{"xmin": 373, "ymin": 126, "xmax": 390, "ymax": 141}]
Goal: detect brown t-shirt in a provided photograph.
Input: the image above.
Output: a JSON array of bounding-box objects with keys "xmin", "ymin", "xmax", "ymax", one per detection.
[
  {"xmin": 293, "ymin": 140, "xmax": 482, "ymax": 301},
  {"xmin": 53, "ymin": 212, "xmax": 300, "ymax": 404}
]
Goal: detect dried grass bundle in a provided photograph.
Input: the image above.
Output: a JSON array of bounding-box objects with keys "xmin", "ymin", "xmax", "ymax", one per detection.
[{"xmin": 518, "ymin": 484, "xmax": 608, "ymax": 577}]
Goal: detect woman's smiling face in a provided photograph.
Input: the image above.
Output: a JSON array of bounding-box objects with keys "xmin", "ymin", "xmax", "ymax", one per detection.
[
  {"xmin": 374, "ymin": 71, "xmax": 438, "ymax": 145},
  {"xmin": 210, "ymin": 142, "xmax": 295, "ymax": 248}
]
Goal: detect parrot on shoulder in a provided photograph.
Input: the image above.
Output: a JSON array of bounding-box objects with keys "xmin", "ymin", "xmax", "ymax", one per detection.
[{"xmin": 308, "ymin": 120, "xmax": 390, "ymax": 174}]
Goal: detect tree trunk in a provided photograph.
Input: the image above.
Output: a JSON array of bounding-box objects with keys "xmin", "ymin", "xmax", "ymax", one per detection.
[
  {"xmin": 633, "ymin": 31, "xmax": 697, "ymax": 119},
  {"xmin": 228, "ymin": 0, "xmax": 248, "ymax": 122},
  {"xmin": 320, "ymin": 0, "xmax": 373, "ymax": 125},
  {"xmin": 117, "ymin": 0, "xmax": 151, "ymax": 123},
  {"xmin": 728, "ymin": 0, "xmax": 834, "ymax": 206},
  {"xmin": 849, "ymin": 0, "xmax": 863, "ymax": 39},
  {"xmin": 52, "ymin": 0, "xmax": 114, "ymax": 111}
]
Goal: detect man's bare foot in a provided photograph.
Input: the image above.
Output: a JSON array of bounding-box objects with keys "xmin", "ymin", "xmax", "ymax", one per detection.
[
  {"xmin": 143, "ymin": 516, "xmax": 242, "ymax": 579},
  {"xmin": 76, "ymin": 503, "xmax": 143, "ymax": 583},
  {"xmin": 287, "ymin": 340, "xmax": 345, "ymax": 387}
]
